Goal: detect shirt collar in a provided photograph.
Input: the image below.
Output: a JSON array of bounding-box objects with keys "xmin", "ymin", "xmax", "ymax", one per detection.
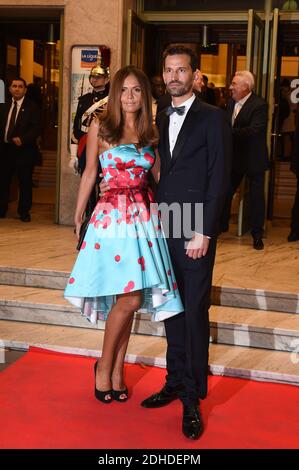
[
  {"xmin": 12, "ymin": 96, "xmax": 25, "ymax": 107},
  {"xmin": 236, "ymin": 91, "xmax": 252, "ymax": 107},
  {"xmin": 171, "ymin": 93, "xmax": 196, "ymax": 113}
]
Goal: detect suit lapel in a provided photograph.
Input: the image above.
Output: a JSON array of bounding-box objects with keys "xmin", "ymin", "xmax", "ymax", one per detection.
[
  {"xmin": 15, "ymin": 96, "xmax": 27, "ymax": 127},
  {"xmin": 233, "ymin": 93, "xmax": 255, "ymax": 126},
  {"xmin": 3, "ymin": 102, "xmax": 11, "ymax": 121},
  {"xmin": 227, "ymin": 99, "xmax": 234, "ymax": 122},
  {"xmin": 159, "ymin": 111, "xmax": 171, "ymax": 165},
  {"xmin": 169, "ymin": 98, "xmax": 200, "ymax": 169}
]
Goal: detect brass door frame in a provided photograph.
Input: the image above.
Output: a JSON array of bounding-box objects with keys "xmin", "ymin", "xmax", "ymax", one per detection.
[
  {"xmin": 266, "ymin": 8, "xmax": 279, "ymax": 224},
  {"xmin": 237, "ymin": 9, "xmax": 265, "ymax": 236},
  {"xmin": 54, "ymin": 10, "xmax": 64, "ymax": 223}
]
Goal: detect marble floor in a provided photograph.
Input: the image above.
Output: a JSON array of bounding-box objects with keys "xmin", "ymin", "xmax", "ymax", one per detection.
[
  {"xmin": 1, "ymin": 201, "xmax": 298, "ymax": 385},
  {"xmin": 1, "ymin": 320, "xmax": 298, "ymax": 384},
  {"xmin": 0, "ymin": 202, "xmax": 298, "ymax": 294}
]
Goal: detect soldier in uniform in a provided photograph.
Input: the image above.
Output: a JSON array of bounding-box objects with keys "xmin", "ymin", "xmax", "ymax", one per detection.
[{"xmin": 70, "ymin": 55, "xmax": 109, "ymax": 216}]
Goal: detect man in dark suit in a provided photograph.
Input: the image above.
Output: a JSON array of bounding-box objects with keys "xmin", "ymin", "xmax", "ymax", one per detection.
[
  {"xmin": 0, "ymin": 78, "xmax": 41, "ymax": 221},
  {"xmin": 200, "ymin": 74, "xmax": 216, "ymax": 106},
  {"xmin": 141, "ymin": 45, "xmax": 231, "ymax": 440},
  {"xmin": 221, "ymin": 71, "xmax": 269, "ymax": 249},
  {"xmin": 288, "ymin": 116, "xmax": 299, "ymax": 241}
]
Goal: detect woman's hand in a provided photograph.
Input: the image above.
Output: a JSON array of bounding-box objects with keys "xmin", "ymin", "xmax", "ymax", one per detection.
[
  {"xmin": 151, "ymin": 149, "xmax": 160, "ymax": 183},
  {"xmin": 74, "ymin": 213, "xmax": 84, "ymax": 239},
  {"xmin": 99, "ymin": 175, "xmax": 110, "ymax": 196}
]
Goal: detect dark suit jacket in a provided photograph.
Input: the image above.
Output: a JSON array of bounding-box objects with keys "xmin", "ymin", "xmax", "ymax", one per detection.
[
  {"xmin": 156, "ymin": 98, "xmax": 231, "ymax": 239},
  {"xmin": 73, "ymin": 88, "xmax": 108, "ymax": 141},
  {"xmin": 0, "ymin": 96, "xmax": 41, "ymax": 161},
  {"xmin": 227, "ymin": 93, "xmax": 269, "ymax": 175},
  {"xmin": 156, "ymin": 93, "xmax": 171, "ymax": 114}
]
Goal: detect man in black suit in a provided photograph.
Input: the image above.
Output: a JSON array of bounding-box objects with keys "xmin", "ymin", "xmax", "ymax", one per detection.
[
  {"xmin": 221, "ymin": 71, "xmax": 269, "ymax": 249},
  {"xmin": 0, "ymin": 78, "xmax": 41, "ymax": 221},
  {"xmin": 141, "ymin": 45, "xmax": 231, "ymax": 439},
  {"xmin": 200, "ymin": 74, "xmax": 216, "ymax": 106},
  {"xmin": 288, "ymin": 116, "xmax": 299, "ymax": 242}
]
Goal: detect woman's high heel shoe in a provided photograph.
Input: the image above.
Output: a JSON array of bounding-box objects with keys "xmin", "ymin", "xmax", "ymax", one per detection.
[
  {"xmin": 94, "ymin": 362, "xmax": 113, "ymax": 404},
  {"xmin": 112, "ymin": 387, "xmax": 129, "ymax": 402}
]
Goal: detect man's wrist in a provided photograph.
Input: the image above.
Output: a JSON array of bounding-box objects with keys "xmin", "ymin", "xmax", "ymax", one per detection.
[{"xmin": 194, "ymin": 231, "xmax": 211, "ymax": 240}]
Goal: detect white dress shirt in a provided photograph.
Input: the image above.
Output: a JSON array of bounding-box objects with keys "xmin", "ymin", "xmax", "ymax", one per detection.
[
  {"xmin": 169, "ymin": 93, "xmax": 196, "ymax": 155},
  {"xmin": 4, "ymin": 96, "xmax": 25, "ymax": 142},
  {"xmin": 168, "ymin": 93, "xmax": 210, "ymax": 241},
  {"xmin": 232, "ymin": 91, "xmax": 252, "ymax": 125}
]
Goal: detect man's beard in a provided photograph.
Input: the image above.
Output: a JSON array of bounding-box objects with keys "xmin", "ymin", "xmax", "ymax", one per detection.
[{"xmin": 166, "ymin": 81, "xmax": 192, "ymax": 97}]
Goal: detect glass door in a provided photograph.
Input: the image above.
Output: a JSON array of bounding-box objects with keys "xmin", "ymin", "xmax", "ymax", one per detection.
[
  {"xmin": 125, "ymin": 9, "xmax": 146, "ymax": 68},
  {"xmin": 266, "ymin": 8, "xmax": 280, "ymax": 221},
  {"xmin": 237, "ymin": 9, "xmax": 265, "ymax": 236}
]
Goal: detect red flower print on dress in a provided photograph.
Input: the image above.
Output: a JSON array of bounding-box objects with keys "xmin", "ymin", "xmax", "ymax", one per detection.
[
  {"xmin": 115, "ymin": 255, "xmax": 121, "ymax": 262},
  {"xmin": 102, "ymin": 216, "xmax": 111, "ymax": 229},
  {"xmin": 138, "ymin": 256, "xmax": 145, "ymax": 271},
  {"xmin": 95, "ymin": 243, "xmax": 100, "ymax": 249},
  {"xmin": 69, "ymin": 277, "xmax": 75, "ymax": 284},
  {"xmin": 134, "ymin": 192, "xmax": 144, "ymax": 202},
  {"xmin": 124, "ymin": 280, "xmax": 135, "ymax": 293},
  {"xmin": 172, "ymin": 282, "xmax": 177, "ymax": 290},
  {"xmin": 148, "ymin": 241, "xmax": 153, "ymax": 248},
  {"xmin": 90, "ymin": 214, "xmax": 97, "ymax": 224},
  {"xmin": 81, "ymin": 241, "xmax": 86, "ymax": 250},
  {"xmin": 144, "ymin": 153, "xmax": 155, "ymax": 165},
  {"xmin": 132, "ymin": 166, "xmax": 143, "ymax": 176},
  {"xmin": 115, "ymin": 159, "xmax": 136, "ymax": 171},
  {"xmin": 138, "ymin": 206, "xmax": 150, "ymax": 222},
  {"xmin": 108, "ymin": 165, "xmax": 118, "ymax": 177}
]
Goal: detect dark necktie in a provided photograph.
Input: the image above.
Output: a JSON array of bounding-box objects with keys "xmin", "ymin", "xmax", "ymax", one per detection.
[
  {"xmin": 166, "ymin": 105, "xmax": 185, "ymax": 116},
  {"xmin": 6, "ymin": 100, "xmax": 18, "ymax": 142}
]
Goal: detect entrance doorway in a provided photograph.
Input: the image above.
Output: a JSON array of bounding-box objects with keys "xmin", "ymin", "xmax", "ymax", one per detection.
[
  {"xmin": 0, "ymin": 7, "xmax": 63, "ymax": 223},
  {"xmin": 268, "ymin": 19, "xmax": 299, "ymax": 221},
  {"xmin": 127, "ymin": 9, "xmax": 264, "ymax": 235},
  {"xmin": 127, "ymin": 7, "xmax": 299, "ymax": 234}
]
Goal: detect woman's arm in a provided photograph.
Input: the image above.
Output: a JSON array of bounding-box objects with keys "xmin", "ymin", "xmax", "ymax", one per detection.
[
  {"xmin": 151, "ymin": 149, "xmax": 160, "ymax": 183},
  {"xmin": 74, "ymin": 119, "xmax": 99, "ymax": 237}
]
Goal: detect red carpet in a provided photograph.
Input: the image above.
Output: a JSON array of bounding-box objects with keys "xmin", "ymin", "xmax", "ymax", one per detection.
[{"xmin": 0, "ymin": 347, "xmax": 298, "ymax": 449}]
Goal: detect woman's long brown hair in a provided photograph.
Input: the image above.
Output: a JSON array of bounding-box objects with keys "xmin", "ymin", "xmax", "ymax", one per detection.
[{"xmin": 98, "ymin": 65, "xmax": 158, "ymax": 147}]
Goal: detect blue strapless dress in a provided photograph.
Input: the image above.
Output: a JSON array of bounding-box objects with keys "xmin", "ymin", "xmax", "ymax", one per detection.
[{"xmin": 64, "ymin": 144, "xmax": 184, "ymax": 323}]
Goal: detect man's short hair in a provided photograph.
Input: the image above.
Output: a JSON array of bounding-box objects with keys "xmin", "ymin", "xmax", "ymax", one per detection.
[
  {"xmin": 162, "ymin": 44, "xmax": 198, "ymax": 72},
  {"xmin": 9, "ymin": 77, "xmax": 27, "ymax": 88},
  {"xmin": 235, "ymin": 71, "xmax": 255, "ymax": 91}
]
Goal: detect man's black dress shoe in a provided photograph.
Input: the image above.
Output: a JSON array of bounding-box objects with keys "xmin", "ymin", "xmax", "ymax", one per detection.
[
  {"xmin": 141, "ymin": 384, "xmax": 183, "ymax": 408},
  {"xmin": 182, "ymin": 404, "xmax": 203, "ymax": 440},
  {"xmin": 288, "ymin": 231, "xmax": 299, "ymax": 242},
  {"xmin": 20, "ymin": 213, "xmax": 31, "ymax": 222},
  {"xmin": 253, "ymin": 238, "xmax": 264, "ymax": 250}
]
